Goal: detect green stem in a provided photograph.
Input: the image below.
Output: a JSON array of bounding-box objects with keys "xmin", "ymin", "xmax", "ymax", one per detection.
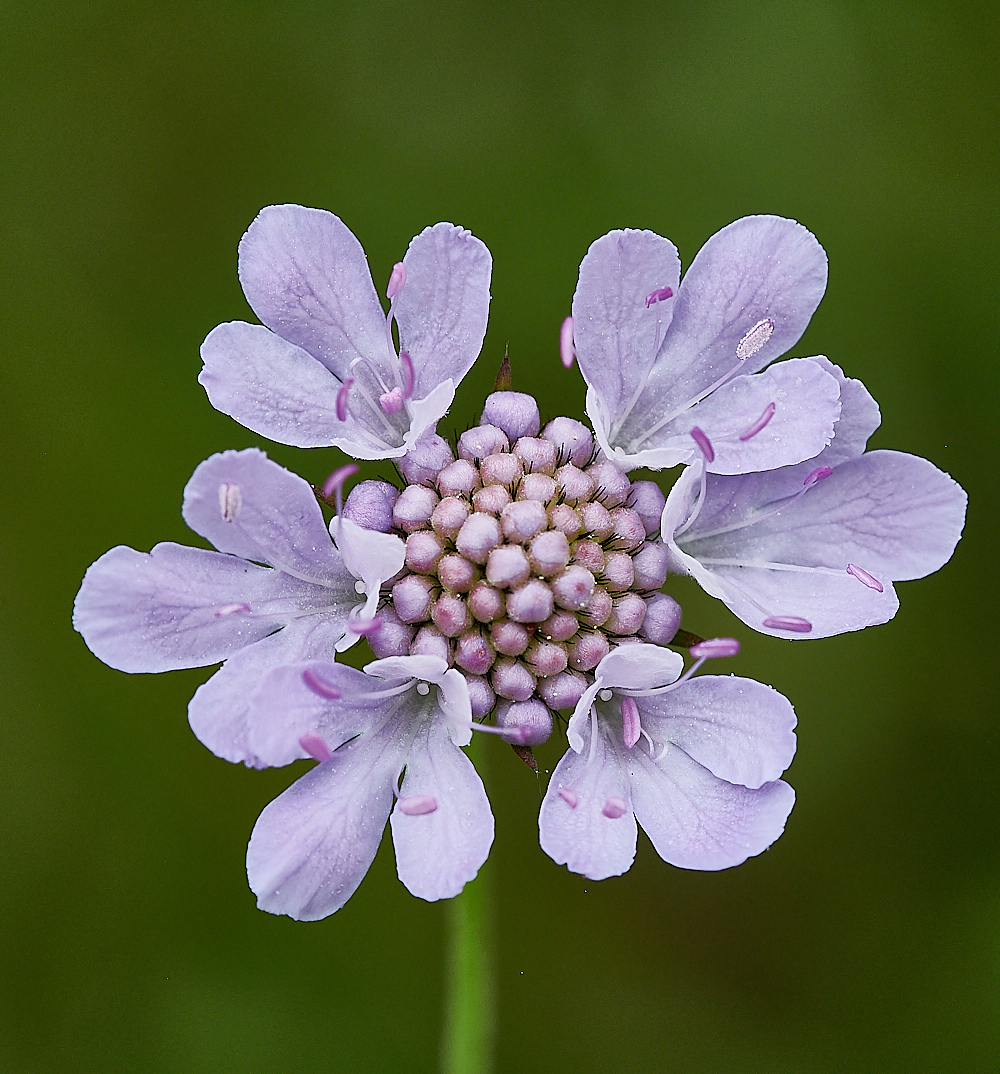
[{"xmin": 441, "ymin": 735, "xmax": 495, "ymax": 1074}]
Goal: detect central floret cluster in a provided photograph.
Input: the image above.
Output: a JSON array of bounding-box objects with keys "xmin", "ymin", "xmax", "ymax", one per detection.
[{"xmin": 358, "ymin": 393, "xmax": 682, "ymax": 738}]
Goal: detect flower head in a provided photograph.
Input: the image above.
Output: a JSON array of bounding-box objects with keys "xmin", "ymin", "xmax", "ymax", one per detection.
[{"xmin": 199, "ymin": 205, "xmax": 492, "ymax": 460}]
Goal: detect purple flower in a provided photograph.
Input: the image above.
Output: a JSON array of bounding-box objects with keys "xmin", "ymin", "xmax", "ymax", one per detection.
[
  {"xmin": 73, "ymin": 449, "xmax": 405, "ymax": 766},
  {"xmin": 660, "ymin": 359, "xmax": 968, "ymax": 639},
  {"xmin": 540, "ymin": 644, "xmax": 797, "ymax": 879},
  {"xmin": 199, "ymin": 204, "xmax": 492, "ymax": 460},
  {"xmin": 243, "ymin": 656, "xmax": 493, "ymax": 920},
  {"xmin": 570, "ymin": 216, "xmax": 844, "ymax": 474}
]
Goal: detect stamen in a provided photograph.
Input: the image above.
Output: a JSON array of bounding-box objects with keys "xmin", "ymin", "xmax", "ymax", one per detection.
[
  {"xmin": 558, "ymin": 788, "xmax": 578, "ymax": 809},
  {"xmin": 218, "ymin": 482, "xmax": 241, "ymax": 522},
  {"xmin": 348, "ymin": 616, "xmax": 382, "ymax": 635},
  {"xmin": 322, "ymin": 463, "xmax": 360, "ymax": 500},
  {"xmin": 739, "ymin": 401, "xmax": 776, "ymax": 441},
  {"xmin": 735, "ymin": 318, "xmax": 775, "ymax": 360},
  {"xmin": 690, "ymin": 427, "xmax": 715, "ymax": 463},
  {"xmin": 336, "ymin": 379, "xmax": 353, "ymax": 422},
  {"xmin": 803, "ymin": 465, "xmax": 832, "ymax": 486},
  {"xmin": 645, "ymin": 286, "xmax": 674, "ymax": 307},
  {"xmin": 399, "ymin": 351, "xmax": 415, "ymax": 399},
  {"xmin": 621, "ymin": 696, "xmax": 641, "ymax": 750},
  {"xmin": 415, "ymin": 682, "xmax": 430, "ymax": 696},
  {"xmin": 689, "ymin": 637, "xmax": 740, "ymax": 658},
  {"xmin": 298, "ymin": 733, "xmax": 333, "ymax": 763},
  {"xmin": 762, "ymin": 616, "xmax": 813, "ymax": 633},
  {"xmin": 379, "ymin": 386, "xmax": 404, "ymax": 414},
  {"xmin": 560, "ymin": 316, "xmax": 575, "ymax": 369},
  {"xmin": 386, "ymin": 261, "xmax": 406, "ymax": 300},
  {"xmin": 398, "ymin": 794, "xmax": 438, "ymax": 816},
  {"xmin": 214, "ymin": 602, "xmax": 249, "ymax": 617},
  {"xmin": 602, "ymin": 797, "xmax": 628, "ymax": 819},
  {"xmin": 847, "ymin": 563, "xmax": 884, "ymax": 592},
  {"xmin": 302, "ymin": 668, "xmax": 342, "ymax": 699}
]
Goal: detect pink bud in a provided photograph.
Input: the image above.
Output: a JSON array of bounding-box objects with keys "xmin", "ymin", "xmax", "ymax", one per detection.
[
  {"xmin": 555, "ymin": 464, "xmax": 595, "ymax": 504},
  {"xmin": 392, "ymin": 484, "xmax": 439, "ymax": 532},
  {"xmin": 481, "ymin": 391, "xmax": 541, "ymax": 440},
  {"xmin": 608, "ymin": 507, "xmax": 645, "ymax": 551},
  {"xmin": 472, "ymin": 484, "xmax": 511, "ymax": 514},
  {"xmin": 432, "ymin": 593, "xmax": 470, "ymax": 637},
  {"xmin": 480, "ymin": 452, "xmax": 523, "ymax": 487},
  {"xmin": 366, "ymin": 606, "xmax": 415, "ymax": 658},
  {"xmin": 405, "ymin": 530, "xmax": 445, "ymax": 574},
  {"xmin": 586, "ymin": 459, "xmax": 631, "ymax": 507},
  {"xmin": 506, "ymin": 580, "xmax": 554, "ymax": 623},
  {"xmin": 580, "ymin": 500, "xmax": 614, "ymax": 539},
  {"xmin": 632, "ymin": 542, "xmax": 670, "ymax": 591},
  {"xmin": 568, "ymin": 632, "xmax": 610, "ymax": 671},
  {"xmin": 490, "ymin": 658, "xmax": 536, "ymax": 701},
  {"xmin": 398, "ymin": 433, "xmax": 454, "ymax": 485},
  {"xmin": 437, "ymin": 554, "xmax": 477, "ymax": 593},
  {"xmin": 548, "ymin": 503, "xmax": 583, "ymax": 538},
  {"xmin": 500, "ymin": 500, "xmax": 547, "ymax": 543},
  {"xmin": 431, "ymin": 496, "xmax": 471, "ymax": 539},
  {"xmin": 437, "ymin": 459, "xmax": 481, "ymax": 497},
  {"xmin": 456, "ymin": 513, "xmax": 502, "ymax": 564},
  {"xmin": 466, "ymin": 675, "xmax": 496, "ymax": 719},
  {"xmin": 528, "ymin": 530, "xmax": 571, "ymax": 577},
  {"xmin": 490, "ymin": 619, "xmax": 532, "ymax": 656},
  {"xmin": 628, "ymin": 480, "xmax": 666, "ymax": 535},
  {"xmin": 552, "ymin": 566, "xmax": 596, "ymax": 611},
  {"xmin": 573, "ymin": 539, "xmax": 605, "ymax": 574},
  {"xmin": 539, "ymin": 611, "xmax": 579, "ymax": 642},
  {"xmin": 525, "ymin": 640, "xmax": 568, "ymax": 677},
  {"xmin": 343, "ymin": 479, "xmax": 399, "ymax": 532},
  {"xmin": 458, "ymin": 424, "xmax": 510, "ymax": 461},
  {"xmin": 536, "ymin": 671, "xmax": 588, "ymax": 710},
  {"xmin": 517, "ymin": 473, "xmax": 557, "ymax": 503},
  {"xmin": 579, "ymin": 586, "xmax": 612, "ymax": 628},
  {"xmin": 486, "ymin": 545, "xmax": 531, "ymax": 589},
  {"xmin": 392, "ymin": 574, "xmax": 435, "ymax": 624},
  {"xmin": 543, "ymin": 416, "xmax": 593, "ymax": 467},
  {"xmin": 496, "ymin": 699, "xmax": 552, "ymax": 745},
  {"xmin": 513, "ymin": 437, "xmax": 557, "ymax": 475},
  {"xmin": 455, "ymin": 632, "xmax": 496, "ymax": 675},
  {"xmin": 468, "ymin": 581, "xmax": 505, "ymax": 623},
  {"xmin": 409, "ymin": 625, "xmax": 452, "ymax": 662},
  {"xmin": 640, "ymin": 593, "xmax": 682, "ymax": 644},
  {"xmin": 602, "ymin": 551, "xmax": 635, "ymax": 592},
  {"xmin": 605, "ymin": 593, "xmax": 646, "ymax": 636}
]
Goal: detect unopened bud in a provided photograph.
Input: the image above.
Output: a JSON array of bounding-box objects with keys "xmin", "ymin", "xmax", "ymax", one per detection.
[
  {"xmin": 342, "ymin": 480, "xmax": 399, "ymax": 532},
  {"xmin": 481, "ymin": 391, "xmax": 541, "ymax": 440},
  {"xmin": 543, "ymin": 416, "xmax": 593, "ymax": 467},
  {"xmin": 640, "ymin": 593, "xmax": 682, "ymax": 644},
  {"xmin": 398, "ymin": 433, "xmax": 455, "ymax": 486},
  {"xmin": 496, "ymin": 699, "xmax": 552, "ymax": 745}
]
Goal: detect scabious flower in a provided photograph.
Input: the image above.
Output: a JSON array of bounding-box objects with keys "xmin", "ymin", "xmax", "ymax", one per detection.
[
  {"xmin": 569, "ymin": 215, "xmax": 843, "ymax": 474},
  {"xmin": 539, "ymin": 643, "xmax": 796, "ymax": 879},
  {"xmin": 199, "ymin": 204, "xmax": 492, "ymax": 460},
  {"xmin": 73, "ymin": 448, "xmax": 405, "ymax": 766},
  {"xmin": 241, "ymin": 656, "xmax": 493, "ymax": 920},
  {"xmin": 659, "ymin": 359, "xmax": 968, "ymax": 639}
]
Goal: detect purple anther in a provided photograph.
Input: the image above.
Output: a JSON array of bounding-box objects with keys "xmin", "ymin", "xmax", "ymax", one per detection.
[
  {"xmin": 490, "ymin": 657, "xmax": 536, "ymax": 702},
  {"xmin": 526, "ymin": 640, "xmax": 568, "ymax": 678},
  {"xmin": 218, "ymin": 482, "xmax": 242, "ymax": 523},
  {"xmin": 631, "ymin": 541, "xmax": 670, "ymax": 591},
  {"xmin": 739, "ymin": 401, "xmax": 776, "ymax": 441},
  {"xmin": 847, "ymin": 563, "xmax": 884, "ymax": 592},
  {"xmin": 579, "ymin": 586, "xmax": 613, "ymax": 628},
  {"xmin": 458, "ymin": 424, "xmax": 510, "ymax": 462},
  {"xmin": 690, "ymin": 636, "xmax": 740, "ymax": 659},
  {"xmin": 558, "ymin": 787, "xmax": 579, "ymax": 808},
  {"xmin": 302, "ymin": 668, "xmax": 342, "ymax": 700},
  {"xmin": 468, "ymin": 581, "xmax": 505, "ymax": 623},
  {"xmin": 628, "ymin": 480, "xmax": 666, "ymax": 535},
  {"xmin": 543, "ymin": 416, "xmax": 594, "ymax": 467},
  {"xmin": 689, "ymin": 426, "xmax": 715, "ymax": 463},
  {"xmin": 466, "ymin": 675, "xmax": 496, "ymax": 719},
  {"xmin": 481, "ymin": 391, "xmax": 541, "ymax": 440},
  {"xmin": 552, "ymin": 565, "xmax": 596, "ymax": 612},
  {"xmin": 507, "ymin": 580, "xmax": 555, "ymax": 624},
  {"xmin": 548, "ymin": 503, "xmax": 583, "ymax": 538},
  {"xmin": 472, "ymin": 485, "xmax": 511, "ymax": 514},
  {"xmin": 379, "ymin": 386, "xmax": 404, "ymax": 414},
  {"xmin": 605, "ymin": 592, "xmax": 647, "ymax": 636},
  {"xmin": 513, "ymin": 436, "xmax": 558, "ymax": 475},
  {"xmin": 392, "ymin": 574, "xmax": 435, "ymax": 624},
  {"xmin": 432, "ymin": 593, "xmax": 470, "ymax": 637},
  {"xmin": 405, "ymin": 530, "xmax": 445, "ymax": 574},
  {"xmin": 580, "ymin": 500, "xmax": 614, "ymax": 540},
  {"xmin": 609, "ymin": 506, "xmax": 646, "ymax": 551},
  {"xmin": 500, "ymin": 499, "xmax": 547, "ymax": 543},
  {"xmin": 621, "ymin": 696, "xmax": 641, "ymax": 750},
  {"xmin": 555, "ymin": 464, "xmax": 595, "ymax": 504},
  {"xmin": 585, "ymin": 459, "xmax": 631, "ymax": 508},
  {"xmin": 455, "ymin": 632, "xmax": 496, "ymax": 676},
  {"xmin": 490, "ymin": 619, "xmax": 531, "ymax": 657},
  {"xmin": 322, "ymin": 463, "xmax": 360, "ymax": 501},
  {"xmin": 736, "ymin": 317, "xmax": 775, "ymax": 360},
  {"xmin": 399, "ymin": 351, "xmax": 415, "ymax": 399},
  {"xmin": 602, "ymin": 797, "xmax": 628, "ymax": 819},
  {"xmin": 336, "ymin": 378, "xmax": 354, "ymax": 422},
  {"xmin": 573, "ymin": 539, "xmax": 605, "ymax": 574},
  {"xmin": 409, "ymin": 625, "xmax": 452, "ymax": 662},
  {"xmin": 214, "ymin": 602, "xmax": 249, "ymax": 618},
  {"xmin": 431, "ymin": 496, "xmax": 471, "ymax": 539},
  {"xmin": 762, "ymin": 616, "xmax": 813, "ymax": 633},
  {"xmin": 438, "ymin": 554, "xmax": 477, "ymax": 593},
  {"xmin": 348, "ymin": 616, "xmax": 382, "ymax": 636},
  {"xmin": 803, "ymin": 465, "xmax": 832, "ymax": 486},
  {"xmin": 640, "ymin": 593, "xmax": 683, "ymax": 645},
  {"xmin": 559, "ymin": 316, "xmax": 575, "ymax": 368},
  {"xmin": 386, "ymin": 261, "xmax": 407, "ymax": 300},
  {"xmin": 392, "ymin": 484, "xmax": 439, "ymax": 532},
  {"xmin": 537, "ymin": 671, "xmax": 587, "ymax": 710},
  {"xmin": 645, "ymin": 285, "xmax": 674, "ymax": 307},
  {"xmin": 480, "ymin": 452, "xmax": 522, "ymax": 488},
  {"xmin": 486, "ymin": 545, "xmax": 531, "ymax": 590},
  {"xmin": 367, "ymin": 607, "xmax": 415, "ymax": 659},
  {"xmin": 540, "ymin": 610, "xmax": 579, "ymax": 643},
  {"xmin": 398, "ymin": 794, "xmax": 438, "ymax": 817},
  {"xmin": 529, "ymin": 530, "xmax": 571, "ymax": 577},
  {"xmin": 456, "ymin": 513, "xmax": 502, "ymax": 564},
  {"xmin": 517, "ymin": 473, "xmax": 557, "ymax": 503},
  {"xmin": 343, "ymin": 479, "xmax": 400, "ymax": 532},
  {"xmin": 299, "ymin": 733, "xmax": 334, "ymax": 763},
  {"xmin": 568, "ymin": 631, "xmax": 610, "ymax": 671},
  {"xmin": 437, "ymin": 459, "xmax": 481, "ymax": 498},
  {"xmin": 496, "ymin": 699, "xmax": 553, "ymax": 746},
  {"xmin": 602, "ymin": 551, "xmax": 635, "ymax": 593},
  {"xmin": 398, "ymin": 432, "xmax": 454, "ymax": 485}
]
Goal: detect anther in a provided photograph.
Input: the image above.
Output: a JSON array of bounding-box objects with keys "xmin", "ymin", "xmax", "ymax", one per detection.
[
  {"xmin": 398, "ymin": 794, "xmax": 438, "ymax": 816},
  {"xmin": 560, "ymin": 316, "xmax": 575, "ymax": 368},
  {"xmin": 602, "ymin": 797, "xmax": 628, "ymax": 819},
  {"xmin": 218, "ymin": 482, "xmax": 241, "ymax": 522},
  {"xmin": 803, "ymin": 465, "xmax": 832, "ymax": 486},
  {"xmin": 690, "ymin": 426, "xmax": 715, "ymax": 463},
  {"xmin": 214, "ymin": 602, "xmax": 249, "ymax": 617},
  {"xmin": 415, "ymin": 682, "xmax": 431, "ymax": 696},
  {"xmin": 379, "ymin": 386, "xmax": 404, "ymax": 414},
  {"xmin": 762, "ymin": 616, "xmax": 813, "ymax": 633},
  {"xmin": 645, "ymin": 286, "xmax": 674, "ymax": 307},
  {"xmin": 621, "ymin": 696, "xmax": 641, "ymax": 750},
  {"xmin": 336, "ymin": 379, "xmax": 353, "ymax": 422},
  {"xmin": 386, "ymin": 262, "xmax": 407, "ymax": 300},
  {"xmin": 690, "ymin": 637, "xmax": 740, "ymax": 658},
  {"xmin": 399, "ymin": 351, "xmax": 415, "ymax": 399},
  {"xmin": 302, "ymin": 668, "xmax": 342, "ymax": 700},
  {"xmin": 735, "ymin": 317, "xmax": 775, "ymax": 360},
  {"xmin": 558, "ymin": 788, "xmax": 579, "ymax": 808},
  {"xmin": 298, "ymin": 734, "xmax": 334, "ymax": 763},
  {"xmin": 739, "ymin": 401, "xmax": 776, "ymax": 441},
  {"xmin": 322, "ymin": 463, "xmax": 360, "ymax": 500},
  {"xmin": 847, "ymin": 563, "xmax": 884, "ymax": 592}
]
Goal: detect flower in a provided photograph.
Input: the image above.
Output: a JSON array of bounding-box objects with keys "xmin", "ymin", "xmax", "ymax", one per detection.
[
  {"xmin": 659, "ymin": 359, "xmax": 968, "ymax": 639},
  {"xmin": 73, "ymin": 448, "xmax": 405, "ymax": 766},
  {"xmin": 242, "ymin": 656, "xmax": 493, "ymax": 920},
  {"xmin": 570, "ymin": 215, "xmax": 844, "ymax": 474},
  {"xmin": 199, "ymin": 204, "xmax": 492, "ymax": 460},
  {"xmin": 539, "ymin": 644, "xmax": 797, "ymax": 880}
]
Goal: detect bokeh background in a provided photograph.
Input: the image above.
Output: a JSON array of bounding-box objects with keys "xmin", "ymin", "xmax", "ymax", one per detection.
[{"xmin": 3, "ymin": 2, "xmax": 997, "ymax": 1071}]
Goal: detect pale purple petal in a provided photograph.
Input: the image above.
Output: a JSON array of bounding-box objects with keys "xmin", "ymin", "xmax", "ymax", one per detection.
[
  {"xmin": 572, "ymin": 229, "xmax": 681, "ymax": 422},
  {"xmin": 594, "ymin": 643, "xmax": 685, "ymax": 691},
  {"xmin": 637, "ymin": 676, "xmax": 797, "ymax": 789},
  {"xmin": 809, "ymin": 357, "xmax": 881, "ymax": 467},
  {"xmin": 390, "ymin": 717, "xmax": 494, "ymax": 901},
  {"xmin": 629, "ymin": 745, "xmax": 795, "ymax": 870},
  {"xmin": 73, "ymin": 542, "xmax": 318, "ymax": 674},
  {"xmin": 364, "ymin": 654, "xmax": 450, "ymax": 683},
  {"xmin": 394, "ymin": 223, "xmax": 492, "ymax": 400},
  {"xmin": 539, "ymin": 723, "xmax": 637, "ymax": 880},
  {"xmin": 330, "ymin": 517, "xmax": 405, "ymax": 603}
]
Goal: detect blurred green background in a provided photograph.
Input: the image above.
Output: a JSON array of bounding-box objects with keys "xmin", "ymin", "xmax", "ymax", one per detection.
[{"xmin": 2, "ymin": 1, "xmax": 997, "ymax": 1071}]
